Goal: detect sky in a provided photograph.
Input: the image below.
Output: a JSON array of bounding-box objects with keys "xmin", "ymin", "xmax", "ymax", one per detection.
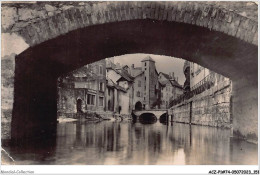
[
  {"xmin": 107, "ymin": 53, "xmax": 186, "ymax": 86},
  {"xmin": 1, "ymin": 33, "xmax": 29, "ymax": 57}
]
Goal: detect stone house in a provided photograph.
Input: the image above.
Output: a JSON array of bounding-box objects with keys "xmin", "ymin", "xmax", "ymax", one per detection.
[
  {"xmin": 189, "ymin": 62, "xmax": 229, "ymax": 90},
  {"xmin": 140, "ymin": 56, "xmax": 160, "ymax": 109},
  {"xmin": 57, "ymin": 59, "xmax": 106, "ymax": 117},
  {"xmin": 129, "ymin": 64, "xmax": 144, "ymax": 110},
  {"xmin": 106, "ymin": 61, "xmax": 134, "ymax": 114},
  {"xmin": 132, "ymin": 71, "xmax": 145, "ymax": 110},
  {"xmin": 106, "ymin": 77, "xmax": 127, "ymax": 113},
  {"xmin": 129, "ymin": 56, "xmax": 162, "ymax": 110},
  {"xmin": 159, "ymin": 72, "xmax": 183, "ymax": 109},
  {"xmin": 169, "ymin": 79, "xmax": 183, "ymax": 100}
]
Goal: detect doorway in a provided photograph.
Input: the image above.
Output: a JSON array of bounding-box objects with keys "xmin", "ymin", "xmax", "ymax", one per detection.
[{"xmin": 77, "ymin": 99, "xmax": 83, "ymax": 113}]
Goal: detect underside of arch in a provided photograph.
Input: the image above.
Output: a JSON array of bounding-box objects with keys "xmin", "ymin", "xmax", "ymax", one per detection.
[{"xmin": 12, "ymin": 19, "xmax": 257, "ymax": 141}]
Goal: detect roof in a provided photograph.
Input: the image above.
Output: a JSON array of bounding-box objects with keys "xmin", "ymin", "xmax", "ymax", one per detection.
[
  {"xmin": 117, "ymin": 69, "xmax": 134, "ymax": 82},
  {"xmin": 64, "ymin": 66, "xmax": 98, "ymax": 81},
  {"xmin": 159, "ymin": 79, "xmax": 170, "ymax": 86},
  {"xmin": 106, "ymin": 78, "xmax": 127, "ymax": 92},
  {"xmin": 122, "ymin": 65, "xmax": 129, "ymax": 69},
  {"xmin": 134, "ymin": 71, "xmax": 144, "ymax": 78},
  {"xmin": 159, "ymin": 72, "xmax": 182, "ymax": 89},
  {"xmin": 160, "ymin": 72, "xmax": 172, "ymax": 80},
  {"xmin": 107, "ymin": 66, "xmax": 134, "ymax": 82},
  {"xmin": 141, "ymin": 56, "xmax": 155, "ymax": 62},
  {"xmin": 133, "ymin": 67, "xmax": 142, "ymax": 70},
  {"xmin": 170, "ymin": 79, "xmax": 182, "ymax": 89},
  {"xmin": 107, "ymin": 66, "xmax": 121, "ymax": 74},
  {"xmin": 158, "ymin": 80, "xmax": 164, "ymax": 87}
]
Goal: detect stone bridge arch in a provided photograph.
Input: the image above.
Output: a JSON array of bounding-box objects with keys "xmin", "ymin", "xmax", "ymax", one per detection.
[
  {"xmin": 139, "ymin": 112, "xmax": 157, "ymax": 124},
  {"xmin": 1, "ymin": 2, "xmax": 257, "ymax": 142},
  {"xmin": 133, "ymin": 110, "xmax": 167, "ymax": 120},
  {"xmin": 159, "ymin": 113, "xmax": 168, "ymax": 123},
  {"xmin": 2, "ymin": 1, "xmax": 257, "ymax": 46}
]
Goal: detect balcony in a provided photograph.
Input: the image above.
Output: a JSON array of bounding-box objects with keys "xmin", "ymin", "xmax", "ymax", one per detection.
[{"xmin": 169, "ymin": 73, "xmax": 217, "ymax": 107}]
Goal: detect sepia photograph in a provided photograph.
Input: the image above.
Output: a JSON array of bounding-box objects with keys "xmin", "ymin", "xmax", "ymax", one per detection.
[{"xmin": 1, "ymin": 0, "xmax": 258, "ymax": 174}]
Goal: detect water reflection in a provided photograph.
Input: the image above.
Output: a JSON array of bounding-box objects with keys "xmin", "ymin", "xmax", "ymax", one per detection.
[{"xmin": 4, "ymin": 120, "xmax": 258, "ymax": 165}]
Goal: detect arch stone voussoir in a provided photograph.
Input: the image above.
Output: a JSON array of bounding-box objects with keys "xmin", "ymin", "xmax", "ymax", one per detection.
[{"xmin": 2, "ymin": 1, "xmax": 257, "ymax": 47}]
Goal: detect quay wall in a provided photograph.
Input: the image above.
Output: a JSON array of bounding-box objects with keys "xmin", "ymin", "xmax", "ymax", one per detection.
[{"xmin": 169, "ymin": 80, "xmax": 231, "ymax": 128}]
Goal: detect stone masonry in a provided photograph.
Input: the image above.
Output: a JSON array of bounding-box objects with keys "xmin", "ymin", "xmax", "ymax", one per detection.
[
  {"xmin": 1, "ymin": 2, "xmax": 257, "ymax": 142},
  {"xmin": 2, "ymin": 1, "xmax": 258, "ymax": 46},
  {"xmin": 169, "ymin": 80, "xmax": 231, "ymax": 128}
]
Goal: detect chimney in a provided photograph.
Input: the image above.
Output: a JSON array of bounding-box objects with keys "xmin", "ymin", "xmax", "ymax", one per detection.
[
  {"xmin": 176, "ymin": 77, "xmax": 178, "ymax": 82},
  {"xmin": 169, "ymin": 72, "xmax": 171, "ymax": 78},
  {"xmin": 172, "ymin": 72, "xmax": 175, "ymax": 79},
  {"xmin": 132, "ymin": 64, "xmax": 134, "ymax": 68}
]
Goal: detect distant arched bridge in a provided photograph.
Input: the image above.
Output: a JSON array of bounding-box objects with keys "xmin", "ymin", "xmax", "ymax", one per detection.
[{"xmin": 133, "ymin": 109, "xmax": 167, "ymax": 120}]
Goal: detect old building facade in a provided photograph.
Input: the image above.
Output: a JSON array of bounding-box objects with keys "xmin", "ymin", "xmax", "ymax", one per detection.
[
  {"xmin": 57, "ymin": 59, "xmax": 106, "ymax": 117},
  {"xmin": 58, "ymin": 56, "xmax": 185, "ymax": 118},
  {"xmin": 129, "ymin": 56, "xmax": 163, "ymax": 110},
  {"xmin": 141, "ymin": 56, "xmax": 160, "ymax": 109},
  {"xmin": 106, "ymin": 60, "xmax": 134, "ymax": 115},
  {"xmin": 159, "ymin": 72, "xmax": 183, "ymax": 109},
  {"xmin": 190, "ymin": 62, "xmax": 229, "ymax": 91}
]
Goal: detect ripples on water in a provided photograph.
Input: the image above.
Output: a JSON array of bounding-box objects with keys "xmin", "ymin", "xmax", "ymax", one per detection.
[{"xmin": 3, "ymin": 120, "xmax": 258, "ymax": 165}]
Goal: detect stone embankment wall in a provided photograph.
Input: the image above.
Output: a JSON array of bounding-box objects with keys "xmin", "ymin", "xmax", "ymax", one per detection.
[
  {"xmin": 170, "ymin": 80, "xmax": 231, "ymax": 128},
  {"xmin": 1, "ymin": 54, "xmax": 15, "ymax": 139}
]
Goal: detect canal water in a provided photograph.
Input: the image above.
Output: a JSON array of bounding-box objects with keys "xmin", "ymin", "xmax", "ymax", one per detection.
[{"xmin": 3, "ymin": 120, "xmax": 258, "ymax": 165}]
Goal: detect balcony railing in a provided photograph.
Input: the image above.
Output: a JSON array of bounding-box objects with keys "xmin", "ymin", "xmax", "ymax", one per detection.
[
  {"xmin": 190, "ymin": 72, "xmax": 216, "ymax": 91},
  {"xmin": 169, "ymin": 73, "xmax": 216, "ymax": 108}
]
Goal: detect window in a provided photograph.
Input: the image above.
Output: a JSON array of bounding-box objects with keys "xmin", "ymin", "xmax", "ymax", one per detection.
[
  {"xmin": 108, "ymin": 88, "xmax": 110, "ymax": 96},
  {"xmin": 138, "ymin": 80, "xmax": 141, "ymax": 87},
  {"xmin": 99, "ymin": 82, "xmax": 104, "ymax": 91},
  {"xmin": 99, "ymin": 65, "xmax": 103, "ymax": 75},
  {"xmin": 144, "ymin": 97, "xmax": 146, "ymax": 101},
  {"xmin": 89, "ymin": 65, "xmax": 93, "ymax": 74},
  {"xmin": 62, "ymin": 97, "xmax": 66, "ymax": 109},
  {"xmin": 145, "ymin": 63, "xmax": 146, "ymax": 66},
  {"xmin": 145, "ymin": 77, "xmax": 146, "ymax": 80},
  {"xmin": 87, "ymin": 94, "xmax": 95, "ymax": 105},
  {"xmin": 137, "ymin": 91, "xmax": 140, "ymax": 97},
  {"xmin": 99, "ymin": 96, "xmax": 104, "ymax": 106}
]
